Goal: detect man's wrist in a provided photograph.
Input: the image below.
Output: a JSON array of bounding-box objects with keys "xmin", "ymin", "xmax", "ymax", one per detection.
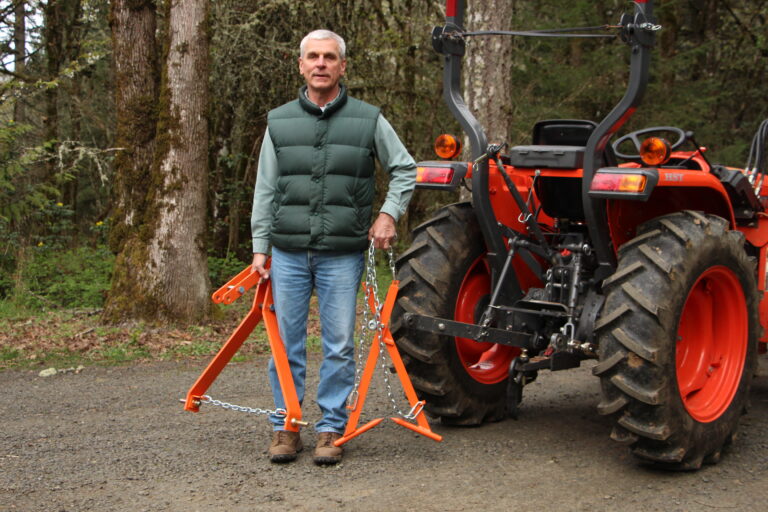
[
  {"xmin": 379, "ymin": 203, "xmax": 400, "ymax": 222},
  {"xmin": 252, "ymin": 238, "xmax": 270, "ymax": 254}
]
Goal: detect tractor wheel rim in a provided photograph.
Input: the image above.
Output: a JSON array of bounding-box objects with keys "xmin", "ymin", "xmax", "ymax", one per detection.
[
  {"xmin": 676, "ymin": 266, "xmax": 747, "ymax": 423},
  {"xmin": 454, "ymin": 255, "xmax": 518, "ymax": 384}
]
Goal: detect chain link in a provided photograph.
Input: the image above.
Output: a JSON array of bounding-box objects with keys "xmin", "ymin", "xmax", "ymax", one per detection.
[
  {"xmin": 639, "ymin": 22, "xmax": 662, "ymax": 31},
  {"xmin": 348, "ymin": 242, "xmax": 415, "ymax": 419},
  {"xmin": 199, "ymin": 395, "xmax": 286, "ymax": 419}
]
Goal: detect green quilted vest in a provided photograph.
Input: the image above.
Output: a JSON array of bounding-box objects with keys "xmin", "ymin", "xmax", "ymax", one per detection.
[{"xmin": 267, "ymin": 85, "xmax": 380, "ymax": 251}]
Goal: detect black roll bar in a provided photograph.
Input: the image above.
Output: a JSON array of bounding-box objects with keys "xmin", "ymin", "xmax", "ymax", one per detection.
[
  {"xmin": 433, "ymin": 0, "xmax": 658, "ymax": 288},
  {"xmin": 434, "ymin": 0, "xmax": 522, "ymax": 301},
  {"xmin": 582, "ymin": 0, "xmax": 657, "ymax": 281}
]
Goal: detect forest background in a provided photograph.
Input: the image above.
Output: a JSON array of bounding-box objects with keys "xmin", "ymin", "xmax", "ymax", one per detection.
[{"xmin": 0, "ymin": 0, "xmax": 766, "ymax": 368}]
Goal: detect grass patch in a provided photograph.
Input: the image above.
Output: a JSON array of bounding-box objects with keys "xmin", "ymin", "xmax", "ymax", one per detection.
[
  {"xmin": 96, "ymin": 342, "xmax": 152, "ymax": 363},
  {"xmin": 0, "ymin": 346, "xmax": 20, "ymax": 361},
  {"xmin": 0, "ymin": 256, "xmax": 396, "ymax": 371}
]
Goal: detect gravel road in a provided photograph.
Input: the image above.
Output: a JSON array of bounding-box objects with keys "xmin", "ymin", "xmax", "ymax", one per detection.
[{"xmin": 3, "ymin": 355, "xmax": 768, "ymax": 512}]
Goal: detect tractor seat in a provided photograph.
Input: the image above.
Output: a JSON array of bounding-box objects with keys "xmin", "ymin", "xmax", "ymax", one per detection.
[{"xmin": 507, "ymin": 119, "xmax": 617, "ymax": 169}]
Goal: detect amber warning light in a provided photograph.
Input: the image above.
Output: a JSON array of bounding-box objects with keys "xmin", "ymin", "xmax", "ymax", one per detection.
[
  {"xmin": 417, "ymin": 166, "xmax": 454, "ymax": 184},
  {"xmin": 639, "ymin": 137, "xmax": 671, "ymax": 166},
  {"xmin": 434, "ymin": 134, "xmax": 462, "ymax": 159}
]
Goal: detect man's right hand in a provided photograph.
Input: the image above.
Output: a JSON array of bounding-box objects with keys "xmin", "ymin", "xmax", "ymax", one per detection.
[{"xmin": 252, "ymin": 253, "xmax": 269, "ymax": 280}]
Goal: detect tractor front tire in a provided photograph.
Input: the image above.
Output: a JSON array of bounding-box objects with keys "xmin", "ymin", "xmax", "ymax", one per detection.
[
  {"xmin": 392, "ymin": 202, "xmax": 517, "ymax": 425},
  {"xmin": 595, "ymin": 211, "xmax": 758, "ymax": 469}
]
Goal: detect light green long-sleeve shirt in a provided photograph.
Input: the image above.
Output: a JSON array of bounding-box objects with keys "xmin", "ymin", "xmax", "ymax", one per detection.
[{"xmin": 251, "ymin": 114, "xmax": 417, "ymax": 254}]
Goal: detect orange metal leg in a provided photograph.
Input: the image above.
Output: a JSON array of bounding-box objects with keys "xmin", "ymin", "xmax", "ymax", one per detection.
[
  {"xmin": 262, "ymin": 280, "xmax": 305, "ymax": 432},
  {"xmin": 184, "ymin": 269, "xmax": 268, "ymax": 412},
  {"xmin": 337, "ymin": 298, "xmax": 385, "ymax": 444}
]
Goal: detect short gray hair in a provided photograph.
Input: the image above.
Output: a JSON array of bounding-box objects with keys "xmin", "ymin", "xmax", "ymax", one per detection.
[{"xmin": 300, "ymin": 30, "xmax": 346, "ymax": 59}]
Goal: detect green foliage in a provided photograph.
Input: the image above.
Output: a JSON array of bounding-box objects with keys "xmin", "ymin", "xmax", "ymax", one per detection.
[
  {"xmin": 13, "ymin": 245, "xmax": 114, "ymax": 310},
  {"xmin": 503, "ymin": 0, "xmax": 768, "ymax": 165},
  {"xmin": 208, "ymin": 252, "xmax": 250, "ymax": 287},
  {"xmin": 0, "ymin": 347, "xmax": 21, "ymax": 362},
  {"xmin": 95, "ymin": 340, "xmax": 151, "ymax": 363},
  {"xmin": 0, "ymin": 219, "xmax": 18, "ymax": 299},
  {"xmin": 2, "ymin": 242, "xmax": 246, "ymax": 311},
  {"xmin": 1, "ymin": 0, "xmax": 114, "ymax": 248},
  {"xmin": 0, "ymin": 122, "xmax": 59, "ymax": 229},
  {"xmin": 169, "ymin": 338, "xmax": 225, "ymax": 358}
]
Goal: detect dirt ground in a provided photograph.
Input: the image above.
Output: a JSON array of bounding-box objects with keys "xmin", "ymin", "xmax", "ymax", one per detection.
[{"xmin": 3, "ymin": 355, "xmax": 768, "ymax": 512}]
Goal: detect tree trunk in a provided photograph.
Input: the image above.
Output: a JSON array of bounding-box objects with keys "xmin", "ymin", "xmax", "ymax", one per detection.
[
  {"xmin": 146, "ymin": 0, "xmax": 211, "ymax": 321},
  {"xmin": 105, "ymin": 0, "xmax": 211, "ymax": 324},
  {"xmin": 463, "ymin": 0, "xmax": 515, "ymax": 145},
  {"xmin": 13, "ymin": 0, "xmax": 26, "ymax": 124},
  {"xmin": 461, "ymin": 0, "xmax": 515, "ymax": 200},
  {"xmin": 64, "ymin": 0, "xmax": 84, "ymax": 218},
  {"xmin": 103, "ymin": 0, "xmax": 160, "ymax": 322},
  {"xmin": 42, "ymin": 0, "xmax": 64, "ymax": 177}
]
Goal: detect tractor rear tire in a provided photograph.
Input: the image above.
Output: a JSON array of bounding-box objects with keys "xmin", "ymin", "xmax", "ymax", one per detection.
[
  {"xmin": 595, "ymin": 211, "xmax": 758, "ymax": 470},
  {"xmin": 392, "ymin": 202, "xmax": 518, "ymax": 425}
]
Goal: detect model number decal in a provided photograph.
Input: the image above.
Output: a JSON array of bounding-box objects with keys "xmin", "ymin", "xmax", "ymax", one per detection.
[{"xmin": 664, "ymin": 173, "xmax": 684, "ymax": 182}]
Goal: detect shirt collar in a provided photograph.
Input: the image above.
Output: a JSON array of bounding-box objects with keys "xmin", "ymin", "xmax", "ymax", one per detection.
[{"xmin": 303, "ymin": 88, "xmax": 341, "ymax": 112}]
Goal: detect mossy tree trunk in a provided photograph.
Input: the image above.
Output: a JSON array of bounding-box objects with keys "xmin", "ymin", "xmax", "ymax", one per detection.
[
  {"xmin": 42, "ymin": 0, "xmax": 64, "ymax": 178},
  {"xmin": 145, "ymin": 0, "xmax": 211, "ymax": 321},
  {"xmin": 103, "ymin": 0, "xmax": 160, "ymax": 323},
  {"xmin": 105, "ymin": 0, "xmax": 212, "ymax": 324},
  {"xmin": 105, "ymin": 0, "xmax": 211, "ymax": 324}
]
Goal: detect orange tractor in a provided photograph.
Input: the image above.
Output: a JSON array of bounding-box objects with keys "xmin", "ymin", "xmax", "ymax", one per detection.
[{"xmin": 394, "ymin": 0, "xmax": 768, "ymax": 469}]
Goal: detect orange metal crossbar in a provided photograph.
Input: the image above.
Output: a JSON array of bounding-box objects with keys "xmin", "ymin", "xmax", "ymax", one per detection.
[
  {"xmin": 183, "ymin": 263, "xmax": 305, "ymax": 432},
  {"xmin": 335, "ymin": 281, "xmax": 442, "ymax": 446}
]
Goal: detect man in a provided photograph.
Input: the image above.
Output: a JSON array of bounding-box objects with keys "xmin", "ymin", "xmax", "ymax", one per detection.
[{"xmin": 250, "ymin": 29, "xmax": 416, "ymax": 465}]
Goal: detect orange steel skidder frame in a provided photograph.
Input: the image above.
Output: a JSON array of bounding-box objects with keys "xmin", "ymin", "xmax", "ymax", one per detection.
[
  {"xmin": 182, "ymin": 262, "xmax": 306, "ymax": 432},
  {"xmin": 183, "ymin": 260, "xmax": 441, "ymax": 445},
  {"xmin": 335, "ymin": 278, "xmax": 442, "ymax": 446}
]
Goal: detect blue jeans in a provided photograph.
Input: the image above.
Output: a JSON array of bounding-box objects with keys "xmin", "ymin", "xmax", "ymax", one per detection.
[{"xmin": 268, "ymin": 246, "xmax": 364, "ymax": 433}]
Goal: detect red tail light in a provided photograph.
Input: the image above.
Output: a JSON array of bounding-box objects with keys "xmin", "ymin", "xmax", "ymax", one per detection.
[
  {"xmin": 590, "ymin": 173, "xmax": 647, "ymax": 193},
  {"xmin": 417, "ymin": 166, "xmax": 455, "ymax": 184}
]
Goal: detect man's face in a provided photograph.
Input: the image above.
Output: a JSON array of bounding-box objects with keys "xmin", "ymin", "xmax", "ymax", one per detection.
[{"xmin": 299, "ymin": 38, "xmax": 347, "ymax": 95}]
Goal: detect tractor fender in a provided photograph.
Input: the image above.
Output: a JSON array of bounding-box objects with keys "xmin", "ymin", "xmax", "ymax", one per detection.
[{"xmin": 606, "ymin": 170, "xmax": 736, "ymax": 249}]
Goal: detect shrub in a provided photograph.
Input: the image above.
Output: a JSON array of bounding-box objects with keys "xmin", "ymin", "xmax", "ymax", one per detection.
[
  {"xmin": 208, "ymin": 252, "xmax": 249, "ymax": 287},
  {"xmin": 17, "ymin": 245, "xmax": 114, "ymax": 309}
]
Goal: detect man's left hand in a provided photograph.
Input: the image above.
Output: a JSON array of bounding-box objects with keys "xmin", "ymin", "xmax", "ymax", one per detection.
[{"xmin": 369, "ymin": 212, "xmax": 397, "ymax": 249}]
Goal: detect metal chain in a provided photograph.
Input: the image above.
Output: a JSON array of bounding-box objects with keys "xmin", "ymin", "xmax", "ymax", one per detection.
[
  {"xmin": 348, "ymin": 243, "xmax": 381, "ymax": 409},
  {"xmin": 347, "ymin": 242, "xmax": 416, "ymax": 419},
  {"xmin": 199, "ymin": 395, "xmax": 286, "ymax": 418}
]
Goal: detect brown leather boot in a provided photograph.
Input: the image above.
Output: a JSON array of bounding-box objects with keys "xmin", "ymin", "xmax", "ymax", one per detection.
[
  {"xmin": 313, "ymin": 432, "xmax": 343, "ymax": 465},
  {"xmin": 268, "ymin": 430, "xmax": 303, "ymax": 463}
]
